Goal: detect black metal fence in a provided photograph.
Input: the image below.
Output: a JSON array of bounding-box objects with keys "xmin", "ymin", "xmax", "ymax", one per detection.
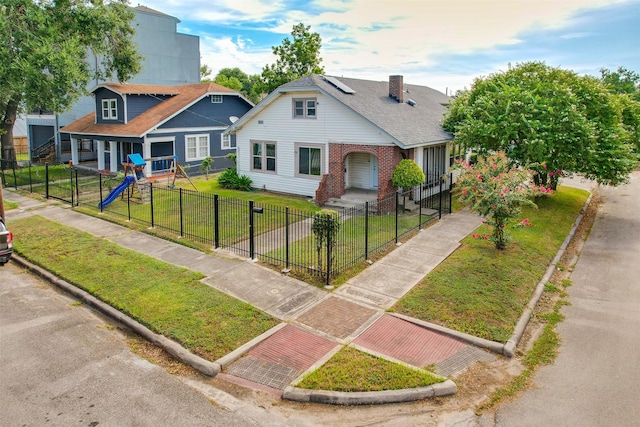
[{"xmin": 2, "ymin": 159, "xmax": 452, "ymax": 284}]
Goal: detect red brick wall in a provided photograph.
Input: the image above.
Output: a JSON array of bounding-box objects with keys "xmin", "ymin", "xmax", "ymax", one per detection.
[
  {"xmin": 316, "ymin": 143, "xmax": 406, "ymax": 204},
  {"xmin": 389, "ymin": 75, "xmax": 404, "ymax": 103}
]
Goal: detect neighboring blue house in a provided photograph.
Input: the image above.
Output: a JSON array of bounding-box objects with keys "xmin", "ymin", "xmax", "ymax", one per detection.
[
  {"xmin": 61, "ymin": 82, "xmax": 253, "ymax": 175},
  {"xmin": 26, "ymin": 5, "xmax": 201, "ymax": 162}
]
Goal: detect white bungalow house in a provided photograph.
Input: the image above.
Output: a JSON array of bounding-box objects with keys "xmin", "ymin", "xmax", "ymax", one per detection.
[{"xmin": 224, "ymin": 74, "xmax": 453, "ymax": 204}]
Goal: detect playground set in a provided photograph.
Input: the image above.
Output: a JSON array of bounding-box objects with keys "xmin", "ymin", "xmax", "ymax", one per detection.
[{"xmin": 98, "ymin": 154, "xmax": 197, "ymax": 209}]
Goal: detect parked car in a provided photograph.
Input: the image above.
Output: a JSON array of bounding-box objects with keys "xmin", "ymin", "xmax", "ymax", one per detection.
[{"xmin": 0, "ymin": 218, "xmax": 13, "ymax": 265}]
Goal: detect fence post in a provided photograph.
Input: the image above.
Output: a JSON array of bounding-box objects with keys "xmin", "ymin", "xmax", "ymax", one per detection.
[
  {"xmin": 28, "ymin": 162, "xmax": 33, "ymax": 193},
  {"xmin": 45, "ymin": 163, "xmax": 49, "ymax": 199},
  {"xmin": 12, "ymin": 160, "xmax": 17, "ymax": 190},
  {"xmin": 149, "ymin": 182, "xmax": 154, "ymax": 228},
  {"xmin": 249, "ymin": 200, "xmax": 255, "ymax": 259},
  {"xmin": 214, "ymin": 194, "xmax": 219, "ymax": 249},
  {"xmin": 438, "ymin": 176, "xmax": 443, "ymax": 220},
  {"xmin": 325, "ymin": 225, "xmax": 331, "ymax": 288},
  {"xmin": 449, "ymin": 172, "xmax": 453, "ymax": 214},
  {"xmin": 395, "ymin": 192, "xmax": 399, "ymax": 244},
  {"xmin": 364, "ymin": 201, "xmax": 369, "ymax": 260},
  {"xmin": 179, "ymin": 188, "xmax": 184, "ymax": 237},
  {"xmin": 285, "ymin": 207, "xmax": 290, "ymax": 270},
  {"xmin": 418, "ymin": 184, "xmax": 423, "ymax": 229},
  {"xmin": 127, "ymin": 183, "xmax": 131, "ymax": 221},
  {"xmin": 75, "ymin": 168, "xmax": 79, "ymax": 206},
  {"xmin": 70, "ymin": 168, "xmax": 74, "ymax": 206},
  {"xmin": 99, "ymin": 174, "xmax": 103, "ymax": 213}
]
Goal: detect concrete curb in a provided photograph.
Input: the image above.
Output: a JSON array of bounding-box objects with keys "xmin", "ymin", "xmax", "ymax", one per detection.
[
  {"xmin": 503, "ymin": 192, "xmax": 593, "ymax": 357},
  {"xmin": 282, "ymin": 379, "xmax": 457, "ymax": 405},
  {"xmin": 10, "ymin": 254, "xmax": 221, "ymax": 377}
]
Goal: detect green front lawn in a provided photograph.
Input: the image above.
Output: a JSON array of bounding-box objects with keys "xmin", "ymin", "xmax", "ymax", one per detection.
[
  {"xmin": 10, "ymin": 216, "xmax": 279, "ymax": 361},
  {"xmin": 392, "ymin": 186, "xmax": 589, "ymax": 342}
]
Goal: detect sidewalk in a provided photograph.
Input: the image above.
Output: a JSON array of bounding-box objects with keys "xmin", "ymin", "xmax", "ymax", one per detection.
[{"xmin": 4, "ymin": 190, "xmax": 495, "ymax": 402}]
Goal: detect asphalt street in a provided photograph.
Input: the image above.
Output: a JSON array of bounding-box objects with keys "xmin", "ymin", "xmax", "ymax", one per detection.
[
  {"xmin": 0, "ymin": 262, "xmax": 287, "ymax": 427},
  {"xmin": 482, "ymin": 170, "xmax": 640, "ymax": 426}
]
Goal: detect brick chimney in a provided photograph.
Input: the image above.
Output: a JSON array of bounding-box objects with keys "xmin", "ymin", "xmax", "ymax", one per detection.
[{"xmin": 389, "ymin": 75, "xmax": 404, "ymax": 103}]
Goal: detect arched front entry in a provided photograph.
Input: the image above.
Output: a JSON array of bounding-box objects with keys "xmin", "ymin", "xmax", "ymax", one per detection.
[{"xmin": 344, "ymin": 152, "xmax": 378, "ymax": 190}]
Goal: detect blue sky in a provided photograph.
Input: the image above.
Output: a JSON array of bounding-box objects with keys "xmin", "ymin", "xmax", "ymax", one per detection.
[{"xmin": 139, "ymin": 0, "xmax": 640, "ymax": 94}]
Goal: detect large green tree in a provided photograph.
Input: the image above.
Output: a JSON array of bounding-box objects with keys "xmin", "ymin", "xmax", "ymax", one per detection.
[
  {"xmin": 214, "ymin": 67, "xmax": 261, "ymax": 104},
  {"xmin": 256, "ymin": 23, "xmax": 324, "ymax": 95},
  {"xmin": 444, "ymin": 62, "xmax": 637, "ymax": 187},
  {"xmin": 600, "ymin": 67, "xmax": 640, "ymax": 152},
  {"xmin": 0, "ymin": 0, "xmax": 142, "ymax": 162},
  {"xmin": 600, "ymin": 67, "xmax": 640, "ymax": 100}
]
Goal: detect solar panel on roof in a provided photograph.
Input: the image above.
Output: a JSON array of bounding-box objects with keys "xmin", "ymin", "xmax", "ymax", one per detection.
[{"xmin": 323, "ymin": 76, "xmax": 356, "ymax": 94}]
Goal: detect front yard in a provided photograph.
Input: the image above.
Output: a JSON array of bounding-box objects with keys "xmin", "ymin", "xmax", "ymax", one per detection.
[{"xmin": 392, "ymin": 185, "xmax": 589, "ymax": 342}]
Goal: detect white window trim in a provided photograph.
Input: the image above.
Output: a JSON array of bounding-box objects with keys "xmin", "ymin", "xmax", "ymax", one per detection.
[
  {"xmin": 293, "ymin": 98, "xmax": 317, "ymax": 119},
  {"xmin": 294, "ymin": 142, "xmax": 324, "ymax": 179},
  {"xmin": 101, "ymin": 99, "xmax": 117, "ymax": 120},
  {"xmin": 211, "ymin": 94, "xmax": 223, "ymax": 103},
  {"xmin": 185, "ymin": 133, "xmax": 210, "ymax": 161},
  {"xmin": 250, "ymin": 140, "xmax": 277, "ymax": 174},
  {"xmin": 221, "ymin": 133, "xmax": 233, "ymax": 150}
]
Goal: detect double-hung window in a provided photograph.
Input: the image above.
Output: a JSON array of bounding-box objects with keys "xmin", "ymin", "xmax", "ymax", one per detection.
[
  {"xmin": 251, "ymin": 141, "xmax": 276, "ymax": 172},
  {"xmin": 293, "ymin": 98, "xmax": 317, "ymax": 119},
  {"xmin": 185, "ymin": 134, "xmax": 209, "ymax": 161},
  {"xmin": 101, "ymin": 99, "xmax": 117, "ymax": 120},
  {"xmin": 221, "ymin": 133, "xmax": 232, "ymax": 150},
  {"xmin": 296, "ymin": 143, "xmax": 323, "ymax": 177}
]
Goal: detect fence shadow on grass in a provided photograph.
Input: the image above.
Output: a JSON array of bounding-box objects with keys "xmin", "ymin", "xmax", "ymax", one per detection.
[{"xmin": 2, "ymin": 159, "xmax": 452, "ymax": 285}]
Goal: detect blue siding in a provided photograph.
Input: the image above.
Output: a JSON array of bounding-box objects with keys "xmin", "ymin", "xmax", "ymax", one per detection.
[
  {"xmin": 159, "ymin": 95, "xmax": 252, "ymax": 129},
  {"xmin": 126, "ymin": 94, "xmax": 171, "ymax": 121},
  {"xmin": 94, "ymin": 88, "xmax": 124, "ymax": 125}
]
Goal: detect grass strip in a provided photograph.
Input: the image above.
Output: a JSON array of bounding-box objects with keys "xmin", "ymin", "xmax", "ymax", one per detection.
[
  {"xmin": 477, "ymin": 282, "xmax": 570, "ymax": 412},
  {"xmin": 10, "ymin": 215, "xmax": 279, "ymax": 361},
  {"xmin": 392, "ymin": 186, "xmax": 588, "ymax": 342},
  {"xmin": 297, "ymin": 346, "xmax": 443, "ymax": 392},
  {"xmin": 3, "ymin": 200, "xmax": 19, "ymax": 210}
]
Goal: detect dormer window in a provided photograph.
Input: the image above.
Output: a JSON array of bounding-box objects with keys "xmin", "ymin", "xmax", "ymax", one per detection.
[
  {"xmin": 293, "ymin": 98, "xmax": 316, "ymax": 119},
  {"xmin": 101, "ymin": 99, "xmax": 117, "ymax": 120},
  {"xmin": 211, "ymin": 94, "xmax": 223, "ymax": 103}
]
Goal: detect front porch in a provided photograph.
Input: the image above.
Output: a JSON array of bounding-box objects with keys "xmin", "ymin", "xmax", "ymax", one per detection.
[{"xmin": 323, "ymin": 188, "xmax": 378, "ymax": 210}]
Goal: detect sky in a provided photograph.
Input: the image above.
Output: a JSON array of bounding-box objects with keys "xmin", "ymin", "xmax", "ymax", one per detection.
[{"xmin": 138, "ymin": 0, "xmax": 640, "ymax": 94}]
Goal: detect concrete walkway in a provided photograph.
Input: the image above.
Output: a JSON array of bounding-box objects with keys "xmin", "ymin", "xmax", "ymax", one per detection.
[{"xmin": 4, "ymin": 189, "xmax": 490, "ymax": 400}]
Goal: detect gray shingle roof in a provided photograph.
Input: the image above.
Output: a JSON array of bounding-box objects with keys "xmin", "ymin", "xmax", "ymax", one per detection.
[{"xmin": 281, "ymin": 74, "xmax": 452, "ymax": 147}]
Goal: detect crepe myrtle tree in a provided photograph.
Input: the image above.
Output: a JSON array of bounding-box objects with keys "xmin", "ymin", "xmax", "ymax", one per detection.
[
  {"xmin": 444, "ymin": 62, "xmax": 637, "ymax": 189},
  {"xmin": 454, "ymin": 151, "xmax": 549, "ymax": 250}
]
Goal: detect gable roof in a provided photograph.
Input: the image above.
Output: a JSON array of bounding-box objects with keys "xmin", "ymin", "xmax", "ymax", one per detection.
[
  {"xmin": 62, "ymin": 82, "xmax": 247, "ymax": 138},
  {"xmin": 226, "ymin": 74, "xmax": 452, "ymax": 148}
]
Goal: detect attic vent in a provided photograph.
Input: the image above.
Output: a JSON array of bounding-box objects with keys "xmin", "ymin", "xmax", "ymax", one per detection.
[
  {"xmin": 323, "ymin": 76, "xmax": 356, "ymax": 94},
  {"xmin": 407, "ymin": 99, "xmax": 416, "ymax": 106}
]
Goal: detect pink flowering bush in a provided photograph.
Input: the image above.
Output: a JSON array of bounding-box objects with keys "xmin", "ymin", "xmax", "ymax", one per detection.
[{"xmin": 455, "ymin": 151, "xmax": 550, "ymax": 249}]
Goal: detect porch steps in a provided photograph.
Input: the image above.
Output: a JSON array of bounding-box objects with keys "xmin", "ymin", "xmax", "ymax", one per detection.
[{"xmin": 323, "ymin": 197, "xmax": 360, "ymax": 211}]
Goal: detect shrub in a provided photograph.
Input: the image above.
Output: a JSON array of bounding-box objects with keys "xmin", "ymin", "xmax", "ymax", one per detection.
[
  {"xmin": 391, "ymin": 159, "xmax": 425, "ymax": 190},
  {"xmin": 199, "ymin": 157, "xmax": 214, "ymax": 180},
  {"xmin": 217, "ymin": 168, "xmax": 253, "ymax": 191}
]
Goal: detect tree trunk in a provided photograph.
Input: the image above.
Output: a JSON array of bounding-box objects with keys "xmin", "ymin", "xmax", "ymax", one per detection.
[{"xmin": 1, "ymin": 100, "xmax": 18, "ymax": 164}]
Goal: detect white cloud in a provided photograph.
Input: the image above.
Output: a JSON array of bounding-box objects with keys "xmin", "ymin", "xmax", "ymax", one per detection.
[{"xmin": 141, "ymin": 0, "xmax": 631, "ymax": 90}]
